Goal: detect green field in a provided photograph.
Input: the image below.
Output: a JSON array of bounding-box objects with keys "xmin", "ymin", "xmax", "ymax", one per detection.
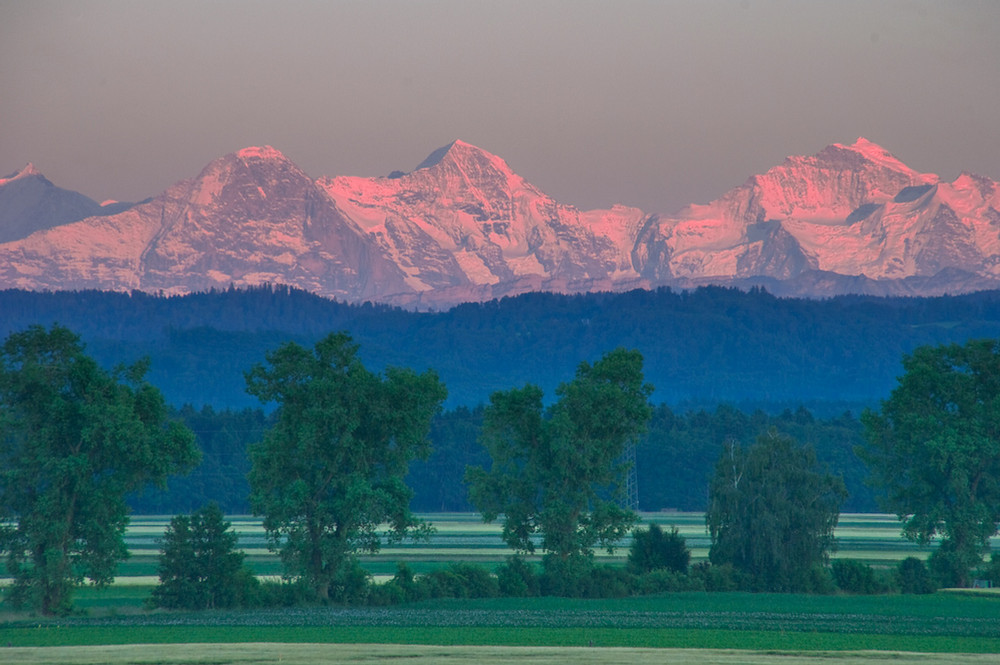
[
  {"xmin": 3, "ymin": 512, "xmax": 1000, "ymax": 663},
  {"xmin": 107, "ymin": 512, "xmax": 995, "ymax": 582}
]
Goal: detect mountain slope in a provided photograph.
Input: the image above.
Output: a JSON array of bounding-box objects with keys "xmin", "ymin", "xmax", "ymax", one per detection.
[
  {"xmin": 0, "ymin": 164, "xmax": 127, "ymax": 243},
  {"xmin": 0, "ymin": 139, "xmax": 998, "ymax": 304},
  {"xmin": 0, "ymin": 147, "xmax": 413, "ymax": 298},
  {"xmin": 318, "ymin": 140, "xmax": 648, "ymax": 305}
]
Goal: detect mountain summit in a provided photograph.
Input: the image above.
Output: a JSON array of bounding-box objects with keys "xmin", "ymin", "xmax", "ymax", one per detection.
[{"xmin": 1, "ymin": 139, "xmax": 998, "ymax": 305}]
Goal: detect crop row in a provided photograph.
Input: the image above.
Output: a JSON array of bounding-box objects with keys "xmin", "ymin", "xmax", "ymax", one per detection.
[{"xmin": 35, "ymin": 606, "xmax": 1000, "ymax": 638}]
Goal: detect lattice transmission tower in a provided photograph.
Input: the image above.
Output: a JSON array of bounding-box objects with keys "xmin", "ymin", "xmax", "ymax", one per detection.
[{"xmin": 623, "ymin": 441, "xmax": 639, "ymax": 512}]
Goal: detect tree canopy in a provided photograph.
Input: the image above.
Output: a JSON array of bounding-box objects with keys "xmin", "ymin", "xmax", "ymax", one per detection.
[
  {"xmin": 0, "ymin": 325, "xmax": 199, "ymax": 614},
  {"xmin": 151, "ymin": 502, "xmax": 255, "ymax": 610},
  {"xmin": 246, "ymin": 332, "xmax": 447, "ymax": 602},
  {"xmin": 707, "ymin": 431, "xmax": 846, "ymax": 592},
  {"xmin": 861, "ymin": 339, "xmax": 1000, "ymax": 586},
  {"xmin": 466, "ymin": 348, "xmax": 653, "ymax": 565}
]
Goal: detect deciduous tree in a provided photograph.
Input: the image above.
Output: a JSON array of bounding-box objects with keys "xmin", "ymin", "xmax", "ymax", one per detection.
[
  {"xmin": 0, "ymin": 325, "xmax": 199, "ymax": 614},
  {"xmin": 246, "ymin": 333, "xmax": 446, "ymax": 602},
  {"xmin": 466, "ymin": 348, "xmax": 652, "ymax": 568},
  {"xmin": 707, "ymin": 431, "xmax": 845, "ymax": 592},
  {"xmin": 861, "ymin": 339, "xmax": 1000, "ymax": 587}
]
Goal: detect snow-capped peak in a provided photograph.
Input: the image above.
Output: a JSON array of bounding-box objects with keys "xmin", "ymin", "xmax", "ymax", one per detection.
[
  {"xmin": 413, "ymin": 139, "xmax": 513, "ymax": 173},
  {"xmin": 834, "ymin": 137, "xmax": 917, "ymax": 174},
  {"xmin": 235, "ymin": 145, "xmax": 288, "ymax": 162}
]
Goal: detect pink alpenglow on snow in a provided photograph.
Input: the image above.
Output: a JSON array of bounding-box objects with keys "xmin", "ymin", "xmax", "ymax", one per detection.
[{"xmin": 0, "ymin": 139, "xmax": 998, "ymax": 306}]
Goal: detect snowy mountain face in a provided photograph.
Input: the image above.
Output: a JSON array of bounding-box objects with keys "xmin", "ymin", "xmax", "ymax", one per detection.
[
  {"xmin": 1, "ymin": 138, "xmax": 998, "ymax": 305},
  {"xmin": 318, "ymin": 140, "xmax": 648, "ymax": 305},
  {"xmin": 635, "ymin": 138, "xmax": 1000, "ymax": 296}
]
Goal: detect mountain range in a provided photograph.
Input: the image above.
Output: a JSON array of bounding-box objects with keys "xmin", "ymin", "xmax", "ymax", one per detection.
[{"xmin": 2, "ymin": 138, "xmax": 998, "ymax": 306}]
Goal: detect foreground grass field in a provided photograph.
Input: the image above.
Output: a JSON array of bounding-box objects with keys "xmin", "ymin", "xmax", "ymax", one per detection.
[{"xmin": 4, "ymin": 592, "xmax": 1000, "ymax": 654}]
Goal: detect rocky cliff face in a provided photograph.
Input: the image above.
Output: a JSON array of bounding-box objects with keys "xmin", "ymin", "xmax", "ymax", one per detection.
[
  {"xmin": 318, "ymin": 140, "xmax": 649, "ymax": 306},
  {"xmin": 1, "ymin": 138, "xmax": 998, "ymax": 305}
]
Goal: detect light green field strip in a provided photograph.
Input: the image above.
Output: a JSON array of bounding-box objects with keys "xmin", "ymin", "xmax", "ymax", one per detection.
[
  {"xmin": 3, "ymin": 644, "xmax": 999, "ymax": 665},
  {"xmin": 111, "ymin": 512, "xmax": 996, "ymax": 585}
]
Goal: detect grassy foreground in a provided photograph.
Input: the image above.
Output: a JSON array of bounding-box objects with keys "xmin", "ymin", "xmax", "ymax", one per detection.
[
  {"xmin": 3, "ymin": 593, "xmax": 999, "ymax": 654},
  {"xmin": 4, "ymin": 644, "xmax": 1000, "ymax": 665}
]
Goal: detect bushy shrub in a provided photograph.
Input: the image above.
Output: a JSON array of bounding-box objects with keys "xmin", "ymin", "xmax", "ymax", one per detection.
[
  {"xmin": 690, "ymin": 562, "xmax": 741, "ymax": 592},
  {"xmin": 980, "ymin": 552, "xmax": 1000, "ymax": 588},
  {"xmin": 800, "ymin": 564, "xmax": 837, "ymax": 595},
  {"xmin": 584, "ymin": 566, "xmax": 634, "ymax": 598},
  {"xmin": 928, "ymin": 540, "xmax": 978, "ymax": 588},
  {"xmin": 329, "ymin": 558, "xmax": 371, "ymax": 604},
  {"xmin": 627, "ymin": 524, "xmax": 690, "ymax": 575},
  {"xmin": 369, "ymin": 562, "xmax": 432, "ymax": 606},
  {"xmin": 636, "ymin": 569, "xmax": 704, "ymax": 594},
  {"xmin": 539, "ymin": 554, "xmax": 594, "ymax": 597},
  {"xmin": 832, "ymin": 559, "xmax": 888, "ymax": 594},
  {"xmin": 496, "ymin": 556, "xmax": 539, "ymax": 597},
  {"xmin": 897, "ymin": 557, "xmax": 937, "ymax": 594},
  {"xmin": 419, "ymin": 562, "xmax": 499, "ymax": 599}
]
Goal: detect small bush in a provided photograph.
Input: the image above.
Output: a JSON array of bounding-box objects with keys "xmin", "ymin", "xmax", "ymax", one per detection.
[
  {"xmin": 897, "ymin": 557, "xmax": 937, "ymax": 594},
  {"xmin": 801, "ymin": 564, "xmax": 837, "ymax": 595},
  {"xmin": 584, "ymin": 566, "xmax": 633, "ymax": 598},
  {"xmin": 928, "ymin": 540, "xmax": 980, "ymax": 588},
  {"xmin": 251, "ymin": 579, "xmax": 314, "ymax": 607},
  {"xmin": 690, "ymin": 562, "xmax": 741, "ymax": 592},
  {"xmin": 628, "ymin": 524, "xmax": 690, "ymax": 575},
  {"xmin": 832, "ymin": 559, "xmax": 888, "ymax": 594},
  {"xmin": 539, "ymin": 554, "xmax": 594, "ymax": 597},
  {"xmin": 980, "ymin": 552, "xmax": 1000, "ymax": 588},
  {"xmin": 369, "ymin": 562, "xmax": 431, "ymax": 605},
  {"xmin": 419, "ymin": 562, "xmax": 499, "ymax": 599},
  {"xmin": 330, "ymin": 558, "xmax": 371, "ymax": 604},
  {"xmin": 496, "ymin": 556, "xmax": 539, "ymax": 597},
  {"xmin": 636, "ymin": 569, "xmax": 704, "ymax": 594}
]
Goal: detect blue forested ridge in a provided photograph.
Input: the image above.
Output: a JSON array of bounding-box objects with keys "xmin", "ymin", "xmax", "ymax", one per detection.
[{"xmin": 3, "ymin": 284, "xmax": 1000, "ymax": 411}]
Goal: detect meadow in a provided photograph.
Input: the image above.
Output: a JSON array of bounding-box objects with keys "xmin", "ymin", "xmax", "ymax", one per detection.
[{"xmin": 3, "ymin": 512, "xmax": 1000, "ymax": 664}]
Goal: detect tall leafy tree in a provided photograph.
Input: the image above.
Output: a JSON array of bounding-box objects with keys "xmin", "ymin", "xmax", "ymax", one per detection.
[
  {"xmin": 466, "ymin": 348, "xmax": 653, "ymax": 564},
  {"xmin": 707, "ymin": 431, "xmax": 846, "ymax": 592},
  {"xmin": 861, "ymin": 339, "xmax": 1000, "ymax": 587},
  {"xmin": 0, "ymin": 325, "xmax": 199, "ymax": 615},
  {"xmin": 246, "ymin": 332, "xmax": 446, "ymax": 602}
]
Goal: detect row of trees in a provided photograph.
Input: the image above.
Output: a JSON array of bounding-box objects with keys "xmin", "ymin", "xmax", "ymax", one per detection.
[
  {"xmin": 2, "ymin": 324, "xmax": 1000, "ymax": 614},
  {"xmin": 128, "ymin": 399, "xmax": 874, "ymax": 516}
]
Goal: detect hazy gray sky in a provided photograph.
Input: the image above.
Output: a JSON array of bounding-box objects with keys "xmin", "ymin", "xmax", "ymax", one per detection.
[{"xmin": 2, "ymin": 0, "xmax": 998, "ymax": 214}]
